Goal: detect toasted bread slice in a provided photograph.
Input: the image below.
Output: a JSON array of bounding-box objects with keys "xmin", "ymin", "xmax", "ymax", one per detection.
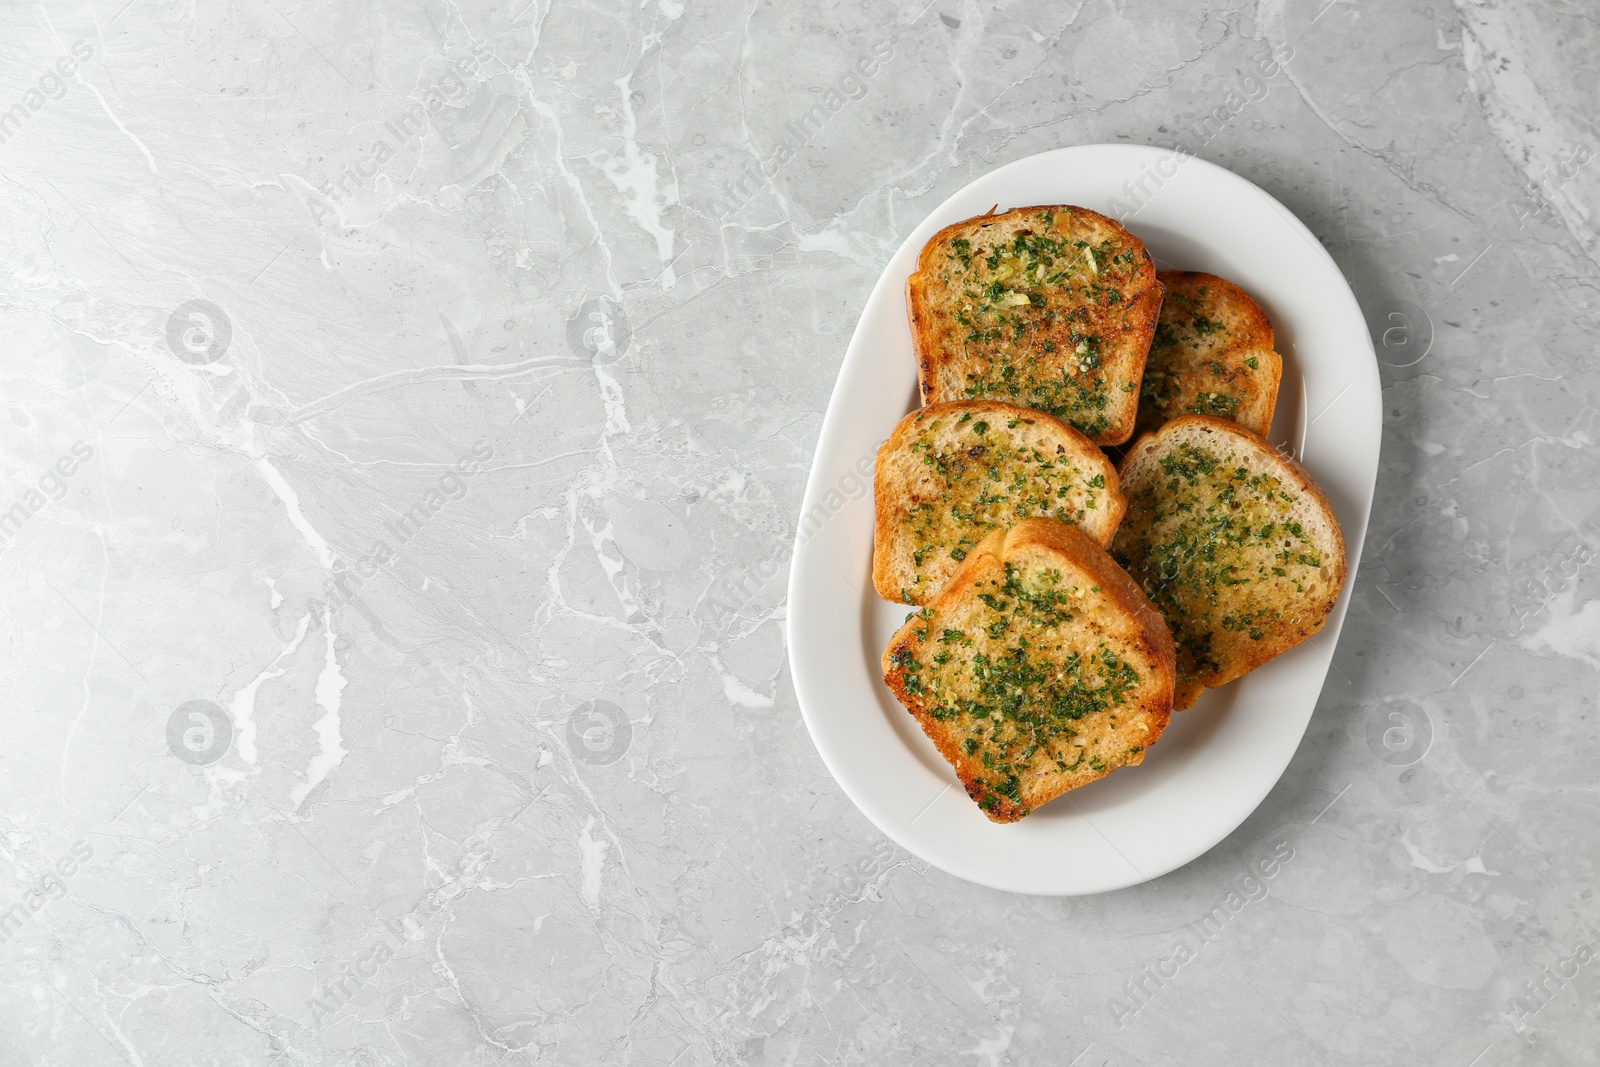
[
  {"xmin": 1134, "ymin": 271, "xmax": 1283, "ymax": 438},
  {"xmin": 907, "ymin": 205, "xmax": 1162, "ymax": 446},
  {"xmin": 872, "ymin": 401, "xmax": 1124, "ymax": 605},
  {"xmin": 882, "ymin": 519, "xmax": 1175, "ymax": 823},
  {"xmin": 1110, "ymin": 416, "xmax": 1346, "ymax": 710}
]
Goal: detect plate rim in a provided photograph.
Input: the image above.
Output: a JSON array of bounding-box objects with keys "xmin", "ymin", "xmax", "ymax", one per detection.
[{"xmin": 786, "ymin": 142, "xmax": 1381, "ymax": 895}]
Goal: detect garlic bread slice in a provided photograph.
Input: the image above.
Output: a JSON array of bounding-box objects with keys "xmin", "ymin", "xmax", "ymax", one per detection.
[
  {"xmin": 1111, "ymin": 416, "xmax": 1346, "ymax": 710},
  {"xmin": 872, "ymin": 401, "xmax": 1123, "ymax": 605},
  {"xmin": 1134, "ymin": 271, "xmax": 1283, "ymax": 438},
  {"xmin": 883, "ymin": 519, "xmax": 1175, "ymax": 823},
  {"xmin": 908, "ymin": 205, "xmax": 1163, "ymax": 445}
]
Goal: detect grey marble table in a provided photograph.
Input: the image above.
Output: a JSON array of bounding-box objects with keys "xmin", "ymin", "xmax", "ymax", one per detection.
[{"xmin": 1, "ymin": 0, "xmax": 1595, "ymax": 1063}]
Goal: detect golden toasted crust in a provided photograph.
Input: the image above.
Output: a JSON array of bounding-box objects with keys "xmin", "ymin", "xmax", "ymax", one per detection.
[
  {"xmin": 1111, "ymin": 416, "xmax": 1346, "ymax": 710},
  {"xmin": 872, "ymin": 401, "xmax": 1125, "ymax": 605},
  {"xmin": 1134, "ymin": 271, "xmax": 1284, "ymax": 438},
  {"xmin": 882, "ymin": 519, "xmax": 1175, "ymax": 823},
  {"xmin": 907, "ymin": 205, "xmax": 1162, "ymax": 446}
]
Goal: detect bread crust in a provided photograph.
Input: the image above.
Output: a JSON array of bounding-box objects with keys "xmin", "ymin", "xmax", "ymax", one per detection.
[
  {"xmin": 1113, "ymin": 416, "xmax": 1346, "ymax": 709},
  {"xmin": 1134, "ymin": 271, "xmax": 1284, "ymax": 439},
  {"xmin": 907, "ymin": 205, "xmax": 1162, "ymax": 446},
  {"xmin": 871, "ymin": 400, "xmax": 1125, "ymax": 604},
  {"xmin": 882, "ymin": 519, "xmax": 1175, "ymax": 822}
]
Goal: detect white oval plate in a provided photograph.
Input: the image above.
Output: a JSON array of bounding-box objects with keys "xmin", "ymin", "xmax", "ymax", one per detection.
[{"xmin": 787, "ymin": 144, "xmax": 1381, "ymax": 895}]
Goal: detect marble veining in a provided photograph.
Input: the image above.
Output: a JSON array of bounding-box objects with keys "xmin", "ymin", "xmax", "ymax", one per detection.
[{"xmin": 0, "ymin": 0, "xmax": 1595, "ymax": 1063}]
